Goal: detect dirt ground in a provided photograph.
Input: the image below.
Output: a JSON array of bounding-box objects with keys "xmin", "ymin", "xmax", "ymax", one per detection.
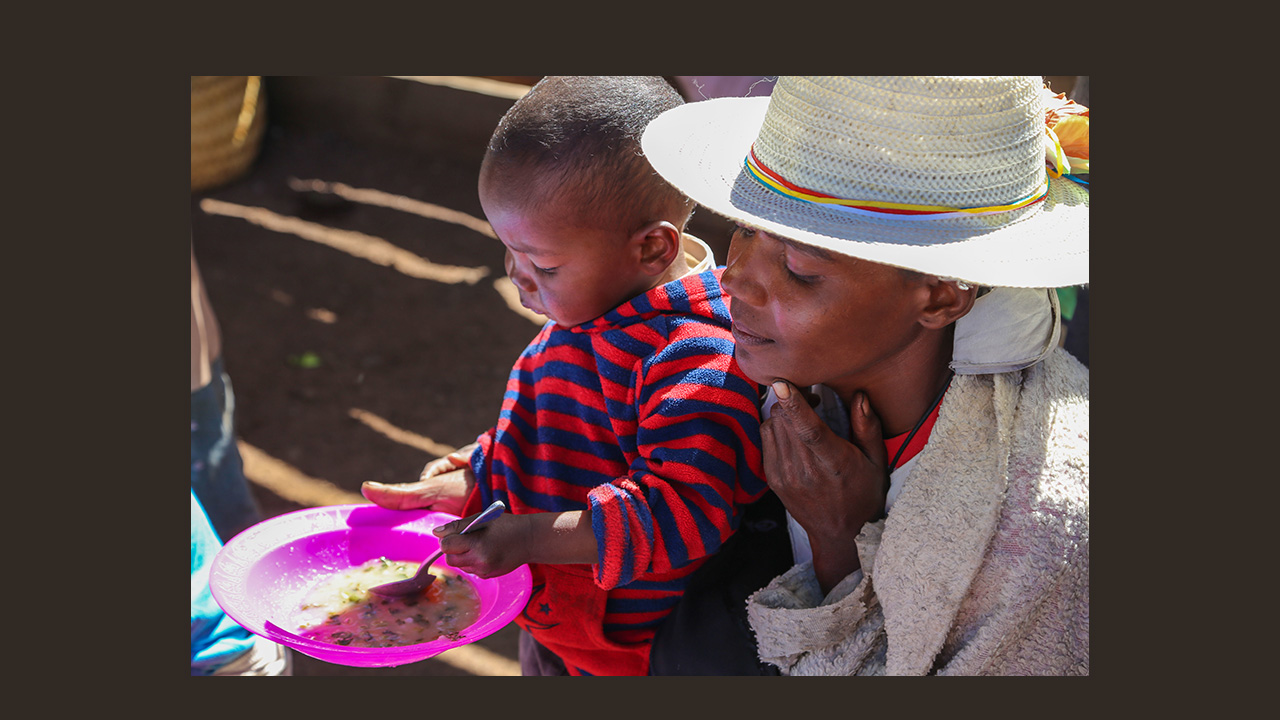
[{"xmin": 191, "ymin": 77, "xmax": 735, "ymax": 676}]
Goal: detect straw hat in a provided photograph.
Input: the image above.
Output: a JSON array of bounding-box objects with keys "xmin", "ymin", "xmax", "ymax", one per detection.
[{"xmin": 641, "ymin": 76, "xmax": 1088, "ymax": 288}]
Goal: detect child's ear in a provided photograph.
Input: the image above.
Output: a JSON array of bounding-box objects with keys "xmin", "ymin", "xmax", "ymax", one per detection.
[
  {"xmin": 631, "ymin": 220, "xmax": 682, "ymax": 275},
  {"xmin": 918, "ymin": 277, "xmax": 978, "ymax": 330}
]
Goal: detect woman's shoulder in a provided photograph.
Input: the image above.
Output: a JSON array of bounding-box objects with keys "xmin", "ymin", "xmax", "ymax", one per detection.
[{"xmin": 1034, "ymin": 346, "xmax": 1090, "ymax": 399}]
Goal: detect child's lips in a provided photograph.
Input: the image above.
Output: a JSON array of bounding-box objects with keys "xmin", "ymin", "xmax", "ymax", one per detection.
[{"xmin": 518, "ymin": 294, "xmax": 546, "ymax": 316}]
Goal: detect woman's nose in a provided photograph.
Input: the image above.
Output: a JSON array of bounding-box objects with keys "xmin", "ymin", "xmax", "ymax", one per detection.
[
  {"xmin": 505, "ymin": 250, "xmax": 537, "ymax": 293},
  {"xmin": 720, "ymin": 240, "xmax": 765, "ymax": 306}
]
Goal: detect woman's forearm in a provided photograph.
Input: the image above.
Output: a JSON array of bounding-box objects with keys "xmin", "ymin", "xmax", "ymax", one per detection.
[{"xmin": 810, "ymin": 534, "xmax": 863, "ymax": 596}]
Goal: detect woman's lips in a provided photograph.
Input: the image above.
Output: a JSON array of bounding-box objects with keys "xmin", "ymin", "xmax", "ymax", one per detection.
[{"xmin": 731, "ymin": 322, "xmax": 772, "ymax": 347}]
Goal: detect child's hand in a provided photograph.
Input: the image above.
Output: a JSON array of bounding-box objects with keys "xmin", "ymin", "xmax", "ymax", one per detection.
[
  {"xmin": 361, "ymin": 467, "xmax": 474, "ymax": 515},
  {"xmin": 433, "ymin": 512, "xmax": 532, "ymax": 578}
]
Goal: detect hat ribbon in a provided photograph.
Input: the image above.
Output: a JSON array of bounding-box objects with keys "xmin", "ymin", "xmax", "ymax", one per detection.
[{"xmin": 744, "ymin": 146, "xmax": 1049, "ymax": 221}]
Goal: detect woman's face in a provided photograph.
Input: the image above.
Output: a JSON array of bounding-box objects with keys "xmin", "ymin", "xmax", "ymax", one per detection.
[{"xmin": 720, "ymin": 225, "xmax": 932, "ymax": 393}]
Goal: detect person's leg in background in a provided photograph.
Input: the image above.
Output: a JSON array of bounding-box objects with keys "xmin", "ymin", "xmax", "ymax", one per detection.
[
  {"xmin": 191, "ymin": 356, "xmax": 262, "ymax": 543},
  {"xmin": 192, "ymin": 245, "xmax": 262, "ymax": 543},
  {"xmin": 191, "ymin": 489, "xmax": 291, "ymax": 675}
]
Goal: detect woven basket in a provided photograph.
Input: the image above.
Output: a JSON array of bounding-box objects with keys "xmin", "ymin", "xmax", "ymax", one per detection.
[{"xmin": 191, "ymin": 76, "xmax": 267, "ymax": 192}]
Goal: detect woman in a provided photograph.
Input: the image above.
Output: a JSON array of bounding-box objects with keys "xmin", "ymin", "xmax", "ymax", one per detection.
[{"xmin": 642, "ymin": 76, "xmax": 1089, "ymax": 675}]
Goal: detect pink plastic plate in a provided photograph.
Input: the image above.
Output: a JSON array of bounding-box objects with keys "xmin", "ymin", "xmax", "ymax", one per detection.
[{"xmin": 209, "ymin": 504, "xmax": 531, "ymax": 667}]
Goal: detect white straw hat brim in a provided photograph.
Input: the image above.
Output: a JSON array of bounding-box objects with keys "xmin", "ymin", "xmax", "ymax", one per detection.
[{"xmin": 643, "ymin": 96, "xmax": 1089, "ymax": 288}]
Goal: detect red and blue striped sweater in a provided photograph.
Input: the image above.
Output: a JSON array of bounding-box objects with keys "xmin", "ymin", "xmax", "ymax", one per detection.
[{"xmin": 463, "ymin": 267, "xmax": 766, "ymax": 675}]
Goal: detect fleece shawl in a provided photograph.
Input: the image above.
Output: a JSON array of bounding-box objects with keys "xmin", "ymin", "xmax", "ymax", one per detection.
[{"xmin": 746, "ymin": 347, "xmax": 1089, "ymax": 675}]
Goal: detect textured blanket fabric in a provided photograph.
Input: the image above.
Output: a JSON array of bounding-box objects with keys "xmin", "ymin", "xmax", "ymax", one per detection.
[{"xmin": 746, "ymin": 347, "xmax": 1089, "ymax": 675}]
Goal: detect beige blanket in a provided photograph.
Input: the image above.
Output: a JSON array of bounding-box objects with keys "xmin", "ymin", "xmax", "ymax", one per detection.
[{"xmin": 746, "ymin": 347, "xmax": 1089, "ymax": 675}]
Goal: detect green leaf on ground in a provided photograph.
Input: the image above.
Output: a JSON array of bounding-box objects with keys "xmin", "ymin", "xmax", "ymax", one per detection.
[{"xmin": 288, "ymin": 351, "xmax": 323, "ymax": 369}]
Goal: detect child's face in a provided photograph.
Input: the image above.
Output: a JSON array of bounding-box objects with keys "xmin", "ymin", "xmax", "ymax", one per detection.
[{"xmin": 479, "ymin": 187, "xmax": 649, "ymax": 328}]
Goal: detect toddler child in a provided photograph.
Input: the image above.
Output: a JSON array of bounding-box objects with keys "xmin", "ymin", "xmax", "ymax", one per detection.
[{"xmin": 362, "ymin": 76, "xmax": 767, "ymax": 676}]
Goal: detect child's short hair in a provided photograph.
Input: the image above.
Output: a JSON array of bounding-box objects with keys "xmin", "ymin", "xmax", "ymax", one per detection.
[{"xmin": 481, "ymin": 76, "xmax": 695, "ymax": 234}]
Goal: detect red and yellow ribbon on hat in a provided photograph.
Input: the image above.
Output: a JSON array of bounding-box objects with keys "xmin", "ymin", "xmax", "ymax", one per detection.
[
  {"xmin": 744, "ymin": 147, "xmax": 1050, "ymax": 221},
  {"xmin": 743, "ymin": 84, "xmax": 1089, "ymax": 217}
]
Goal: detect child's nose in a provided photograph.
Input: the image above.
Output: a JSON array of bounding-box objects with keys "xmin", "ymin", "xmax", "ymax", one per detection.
[{"xmin": 505, "ymin": 250, "xmax": 538, "ymax": 293}]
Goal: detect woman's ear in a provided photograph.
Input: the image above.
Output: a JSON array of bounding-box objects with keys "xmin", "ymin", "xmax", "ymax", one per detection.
[
  {"xmin": 918, "ymin": 277, "xmax": 979, "ymax": 330},
  {"xmin": 630, "ymin": 220, "xmax": 682, "ymax": 275}
]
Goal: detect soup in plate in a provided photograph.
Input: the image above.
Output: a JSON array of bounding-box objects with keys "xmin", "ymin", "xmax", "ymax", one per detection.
[{"xmin": 295, "ymin": 556, "xmax": 481, "ymax": 648}]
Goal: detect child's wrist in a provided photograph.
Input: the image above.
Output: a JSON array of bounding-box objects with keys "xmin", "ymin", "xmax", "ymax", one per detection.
[{"xmin": 524, "ymin": 511, "xmax": 597, "ymax": 566}]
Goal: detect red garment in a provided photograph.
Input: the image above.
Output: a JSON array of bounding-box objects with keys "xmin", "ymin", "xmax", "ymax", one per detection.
[{"xmin": 883, "ymin": 388, "xmax": 946, "ymax": 471}]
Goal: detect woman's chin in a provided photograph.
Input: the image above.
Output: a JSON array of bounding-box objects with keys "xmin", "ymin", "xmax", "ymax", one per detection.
[{"xmin": 734, "ymin": 349, "xmax": 778, "ymax": 388}]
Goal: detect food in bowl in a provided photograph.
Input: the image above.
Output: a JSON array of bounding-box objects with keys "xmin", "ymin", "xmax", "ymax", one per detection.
[{"xmin": 294, "ymin": 556, "xmax": 482, "ymax": 648}]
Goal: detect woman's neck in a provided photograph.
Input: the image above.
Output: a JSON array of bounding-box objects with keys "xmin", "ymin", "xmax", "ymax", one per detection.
[{"xmin": 827, "ymin": 326, "xmax": 955, "ymax": 438}]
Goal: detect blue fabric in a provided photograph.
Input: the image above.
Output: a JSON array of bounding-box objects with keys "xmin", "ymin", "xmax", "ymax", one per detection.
[
  {"xmin": 191, "ymin": 357, "xmax": 261, "ymax": 543},
  {"xmin": 191, "ymin": 489, "xmax": 255, "ymax": 675}
]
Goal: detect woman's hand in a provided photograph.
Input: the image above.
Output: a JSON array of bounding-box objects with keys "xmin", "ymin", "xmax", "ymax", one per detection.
[
  {"xmin": 763, "ymin": 380, "xmax": 888, "ymax": 595},
  {"xmin": 417, "ymin": 443, "xmax": 478, "ymax": 482},
  {"xmin": 360, "ymin": 444, "xmax": 478, "ymax": 515},
  {"xmin": 361, "ymin": 467, "xmax": 474, "ymax": 516}
]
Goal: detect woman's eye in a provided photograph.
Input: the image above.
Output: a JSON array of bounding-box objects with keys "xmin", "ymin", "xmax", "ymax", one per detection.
[
  {"xmin": 732, "ymin": 224, "xmax": 757, "ymax": 239},
  {"xmin": 786, "ymin": 266, "xmax": 820, "ymax": 285}
]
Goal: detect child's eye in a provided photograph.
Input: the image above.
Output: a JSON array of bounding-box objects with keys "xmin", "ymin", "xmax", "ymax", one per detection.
[{"xmin": 533, "ymin": 264, "xmax": 558, "ymax": 276}]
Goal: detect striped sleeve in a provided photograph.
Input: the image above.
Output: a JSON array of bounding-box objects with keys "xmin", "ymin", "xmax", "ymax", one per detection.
[
  {"xmin": 587, "ymin": 322, "xmax": 766, "ymax": 590},
  {"xmin": 462, "ymin": 426, "xmax": 499, "ymax": 517}
]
